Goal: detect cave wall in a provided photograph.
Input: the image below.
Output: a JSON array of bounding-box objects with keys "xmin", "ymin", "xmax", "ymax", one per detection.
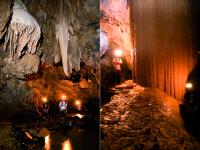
[
  {"xmin": 100, "ymin": 0, "xmax": 133, "ymax": 89},
  {"xmin": 25, "ymin": 0, "xmax": 99, "ymax": 75},
  {"xmin": 0, "ymin": 0, "xmax": 12, "ymax": 40},
  {"xmin": 0, "ymin": 0, "xmax": 99, "ymax": 116},
  {"xmin": 100, "ymin": 0, "xmax": 133, "ymax": 69},
  {"xmin": 24, "ymin": 0, "xmax": 100, "ymax": 101},
  {"xmin": 131, "ymin": 0, "xmax": 197, "ymax": 101}
]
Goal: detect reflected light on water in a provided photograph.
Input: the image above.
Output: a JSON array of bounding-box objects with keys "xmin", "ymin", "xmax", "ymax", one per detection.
[
  {"xmin": 73, "ymin": 113, "xmax": 84, "ymax": 119},
  {"xmin": 44, "ymin": 135, "xmax": 50, "ymax": 150},
  {"xmin": 62, "ymin": 139, "xmax": 72, "ymax": 150}
]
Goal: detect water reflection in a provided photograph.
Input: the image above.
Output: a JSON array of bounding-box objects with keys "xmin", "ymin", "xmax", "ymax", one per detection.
[
  {"xmin": 72, "ymin": 113, "xmax": 84, "ymax": 119},
  {"xmin": 62, "ymin": 139, "xmax": 72, "ymax": 150},
  {"xmin": 44, "ymin": 135, "xmax": 50, "ymax": 150}
]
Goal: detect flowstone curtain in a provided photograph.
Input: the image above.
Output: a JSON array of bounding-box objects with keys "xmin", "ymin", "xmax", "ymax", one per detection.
[{"xmin": 132, "ymin": 0, "xmax": 197, "ymax": 101}]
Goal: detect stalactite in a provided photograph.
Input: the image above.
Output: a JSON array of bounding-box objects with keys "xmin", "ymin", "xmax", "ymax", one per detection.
[
  {"xmin": 132, "ymin": 0, "xmax": 197, "ymax": 101},
  {"xmin": 56, "ymin": 0, "xmax": 81, "ymax": 76},
  {"xmin": 3, "ymin": 0, "xmax": 41, "ymax": 60},
  {"xmin": 55, "ymin": 0, "xmax": 70, "ymax": 76},
  {"xmin": 56, "ymin": 18, "xmax": 70, "ymax": 76}
]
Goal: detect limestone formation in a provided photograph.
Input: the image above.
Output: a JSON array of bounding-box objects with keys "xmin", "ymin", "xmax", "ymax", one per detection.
[
  {"xmin": 4, "ymin": 0, "xmax": 41, "ymax": 60},
  {"xmin": 0, "ymin": 0, "xmax": 12, "ymax": 40}
]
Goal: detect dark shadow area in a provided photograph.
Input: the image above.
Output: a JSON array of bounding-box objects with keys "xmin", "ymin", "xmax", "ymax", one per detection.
[
  {"xmin": 101, "ymin": 62, "xmax": 132, "ymax": 105},
  {"xmin": 180, "ymin": 58, "xmax": 200, "ymax": 140},
  {"xmin": 101, "ymin": 49, "xmax": 132, "ymax": 105},
  {"xmin": 180, "ymin": 0, "xmax": 200, "ymax": 141}
]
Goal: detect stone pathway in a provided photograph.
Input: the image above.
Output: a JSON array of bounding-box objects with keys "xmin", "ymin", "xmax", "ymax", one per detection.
[{"xmin": 101, "ymin": 82, "xmax": 200, "ymax": 150}]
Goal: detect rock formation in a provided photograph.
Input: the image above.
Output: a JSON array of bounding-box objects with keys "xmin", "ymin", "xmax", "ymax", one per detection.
[
  {"xmin": 131, "ymin": 0, "xmax": 197, "ymax": 101},
  {"xmin": 100, "ymin": 0, "xmax": 133, "ymax": 90},
  {"xmin": 0, "ymin": 0, "xmax": 99, "ymax": 116}
]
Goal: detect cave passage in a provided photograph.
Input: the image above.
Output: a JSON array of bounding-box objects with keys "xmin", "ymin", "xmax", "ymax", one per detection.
[{"xmin": 101, "ymin": 0, "xmax": 200, "ymax": 149}]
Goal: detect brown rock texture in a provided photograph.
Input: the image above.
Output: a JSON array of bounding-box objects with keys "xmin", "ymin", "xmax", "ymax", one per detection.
[
  {"xmin": 0, "ymin": 0, "xmax": 12, "ymax": 40},
  {"xmin": 131, "ymin": 0, "xmax": 197, "ymax": 101},
  {"xmin": 100, "ymin": 0, "xmax": 133, "ymax": 69},
  {"xmin": 101, "ymin": 81, "xmax": 200, "ymax": 150},
  {"xmin": 0, "ymin": 0, "xmax": 99, "ymax": 115},
  {"xmin": 26, "ymin": 64, "xmax": 99, "ymax": 109}
]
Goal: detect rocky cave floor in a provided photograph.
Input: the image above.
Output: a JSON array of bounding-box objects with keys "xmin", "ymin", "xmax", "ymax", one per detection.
[{"xmin": 101, "ymin": 81, "xmax": 200, "ymax": 150}]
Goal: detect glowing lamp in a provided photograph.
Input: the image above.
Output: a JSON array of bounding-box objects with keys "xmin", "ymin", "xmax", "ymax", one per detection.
[
  {"xmin": 186, "ymin": 82, "xmax": 193, "ymax": 89},
  {"xmin": 114, "ymin": 49, "xmax": 123, "ymax": 57},
  {"xmin": 45, "ymin": 135, "xmax": 49, "ymax": 144},
  {"xmin": 75, "ymin": 100, "xmax": 81, "ymax": 106},
  {"xmin": 61, "ymin": 95, "xmax": 66, "ymax": 100},
  {"xmin": 44, "ymin": 135, "xmax": 50, "ymax": 150},
  {"xmin": 75, "ymin": 100, "xmax": 81, "ymax": 110},
  {"xmin": 42, "ymin": 97, "xmax": 47, "ymax": 103},
  {"xmin": 62, "ymin": 139, "xmax": 72, "ymax": 150}
]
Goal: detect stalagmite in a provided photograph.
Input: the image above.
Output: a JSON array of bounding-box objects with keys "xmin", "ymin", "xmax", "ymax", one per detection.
[{"xmin": 3, "ymin": 0, "xmax": 41, "ymax": 60}]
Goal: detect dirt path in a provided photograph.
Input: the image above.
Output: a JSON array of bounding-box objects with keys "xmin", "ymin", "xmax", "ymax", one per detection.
[{"xmin": 101, "ymin": 82, "xmax": 200, "ymax": 150}]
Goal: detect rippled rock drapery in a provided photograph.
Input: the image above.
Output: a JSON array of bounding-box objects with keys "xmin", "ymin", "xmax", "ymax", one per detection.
[
  {"xmin": 0, "ymin": 0, "xmax": 13, "ymax": 40},
  {"xmin": 131, "ymin": 0, "xmax": 197, "ymax": 101},
  {"xmin": 2, "ymin": 0, "xmax": 41, "ymax": 79},
  {"xmin": 0, "ymin": 0, "xmax": 41, "ymax": 116}
]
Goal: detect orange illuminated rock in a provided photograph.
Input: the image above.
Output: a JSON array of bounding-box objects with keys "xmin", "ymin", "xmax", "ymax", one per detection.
[
  {"xmin": 79, "ymin": 78, "xmax": 90, "ymax": 89},
  {"xmin": 100, "ymin": 0, "xmax": 133, "ymax": 70}
]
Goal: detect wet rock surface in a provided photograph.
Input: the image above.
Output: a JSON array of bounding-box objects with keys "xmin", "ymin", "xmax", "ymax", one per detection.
[
  {"xmin": 0, "ymin": 112, "xmax": 99, "ymax": 150},
  {"xmin": 101, "ymin": 81, "xmax": 200, "ymax": 150}
]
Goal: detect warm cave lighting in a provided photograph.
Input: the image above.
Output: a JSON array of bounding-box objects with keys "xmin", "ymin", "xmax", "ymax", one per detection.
[
  {"xmin": 62, "ymin": 95, "xmax": 67, "ymax": 100},
  {"xmin": 62, "ymin": 139, "xmax": 72, "ymax": 150},
  {"xmin": 44, "ymin": 135, "xmax": 50, "ymax": 150},
  {"xmin": 75, "ymin": 100, "xmax": 81, "ymax": 106},
  {"xmin": 186, "ymin": 82, "xmax": 193, "ymax": 89},
  {"xmin": 75, "ymin": 100, "xmax": 81, "ymax": 110},
  {"xmin": 114, "ymin": 49, "xmax": 123, "ymax": 57},
  {"xmin": 42, "ymin": 97, "xmax": 48, "ymax": 103},
  {"xmin": 73, "ymin": 113, "xmax": 84, "ymax": 119}
]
